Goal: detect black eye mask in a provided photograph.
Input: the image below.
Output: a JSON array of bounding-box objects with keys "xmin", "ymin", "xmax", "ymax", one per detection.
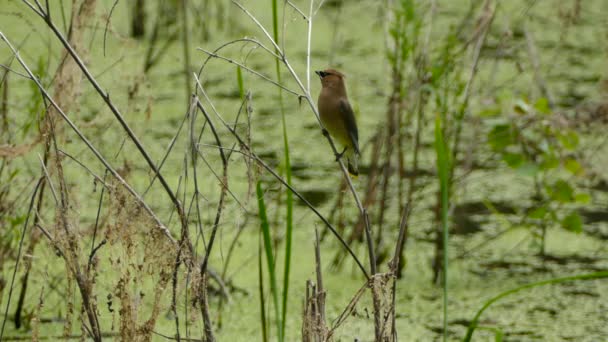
[{"xmin": 315, "ymin": 70, "xmax": 328, "ymax": 78}]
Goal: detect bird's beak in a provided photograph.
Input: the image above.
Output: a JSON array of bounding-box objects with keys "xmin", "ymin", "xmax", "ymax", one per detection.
[{"xmin": 315, "ymin": 70, "xmax": 323, "ymax": 78}]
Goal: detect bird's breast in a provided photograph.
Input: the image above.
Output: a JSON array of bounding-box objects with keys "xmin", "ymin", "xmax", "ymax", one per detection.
[{"xmin": 317, "ymin": 92, "xmax": 351, "ymax": 147}]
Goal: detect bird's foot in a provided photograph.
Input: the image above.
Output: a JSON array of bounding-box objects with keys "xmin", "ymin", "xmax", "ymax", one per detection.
[
  {"xmin": 322, "ymin": 128, "xmax": 330, "ymax": 138},
  {"xmin": 335, "ymin": 147, "xmax": 347, "ymax": 161}
]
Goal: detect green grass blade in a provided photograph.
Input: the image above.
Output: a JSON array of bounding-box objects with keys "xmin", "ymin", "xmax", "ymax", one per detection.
[
  {"xmin": 257, "ymin": 181, "xmax": 282, "ymax": 341},
  {"xmin": 435, "ymin": 114, "xmax": 450, "ymax": 342},
  {"xmin": 271, "ymin": 0, "xmax": 279, "ymax": 46},
  {"xmin": 280, "ymin": 110, "xmax": 293, "ymax": 339},
  {"xmin": 269, "ymin": 0, "xmax": 293, "ymax": 338},
  {"xmin": 463, "ymin": 271, "xmax": 608, "ymax": 341},
  {"xmin": 258, "ymin": 231, "xmax": 269, "ymax": 342}
]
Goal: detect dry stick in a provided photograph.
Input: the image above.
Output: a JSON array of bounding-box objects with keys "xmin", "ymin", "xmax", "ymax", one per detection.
[
  {"xmin": 0, "ymin": 33, "xmax": 175, "ymax": 244},
  {"xmin": 37, "ymin": 154, "xmax": 59, "ymax": 204},
  {"xmin": 18, "ymin": 1, "xmax": 187, "ymax": 230},
  {"xmin": 195, "ymin": 99, "xmax": 232, "ymax": 275},
  {"xmin": 87, "ymin": 170, "xmax": 108, "ymax": 273},
  {"xmin": 12, "ymin": 150, "xmax": 49, "ymax": 330},
  {"xmin": 179, "ymin": 0, "xmax": 192, "ymax": 100},
  {"xmin": 171, "ymin": 110, "xmax": 199, "ymax": 342},
  {"xmin": 192, "ymin": 99, "xmax": 226, "ymax": 342},
  {"xmin": 102, "ymin": 0, "xmax": 119, "ymax": 57},
  {"xmin": 143, "ymin": 16, "xmax": 179, "ymax": 73},
  {"xmin": 216, "ymin": 98, "xmax": 253, "ymax": 325},
  {"xmin": 11, "ymin": 95, "xmax": 63, "ymax": 328},
  {"xmin": 189, "ymin": 96, "xmax": 204, "ymax": 251},
  {"xmin": 197, "ymin": 48, "xmax": 301, "ymax": 97},
  {"xmin": 524, "ymin": 25, "xmax": 556, "ymax": 108},
  {"xmin": 314, "ymin": 228, "xmax": 326, "ymax": 334},
  {"xmin": 143, "ymin": 109, "xmax": 189, "ymax": 197},
  {"xmin": 58, "ymin": 150, "xmax": 111, "ymax": 189},
  {"xmin": 327, "ymin": 278, "xmax": 368, "ymax": 337},
  {"xmin": 336, "ymin": 134, "xmax": 381, "ymax": 253},
  {"xmin": 305, "ymin": 0, "xmax": 314, "ymax": 94},
  {"xmin": 375, "ymin": 74, "xmax": 401, "ymax": 256},
  {"xmin": 195, "ymin": 82, "xmax": 369, "ymax": 280},
  {"xmin": 0, "ymin": 178, "xmax": 43, "ymax": 341},
  {"xmin": 389, "ymin": 203, "xmax": 412, "ymax": 339},
  {"xmin": 191, "ymin": 119, "xmax": 210, "ymax": 250},
  {"xmin": 197, "ymin": 38, "xmax": 283, "ymax": 74},
  {"xmin": 451, "ymin": 1, "xmax": 495, "ymax": 176},
  {"xmin": 46, "ymin": 104, "xmax": 103, "ymax": 342},
  {"xmin": 200, "ymin": 274, "xmax": 215, "ymax": 342},
  {"xmin": 396, "ymin": 92, "xmax": 427, "ymax": 276}
]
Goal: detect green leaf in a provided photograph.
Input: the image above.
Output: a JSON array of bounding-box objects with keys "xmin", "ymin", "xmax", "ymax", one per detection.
[
  {"xmin": 564, "ymin": 158, "xmax": 583, "ymax": 175},
  {"xmin": 488, "ymin": 124, "xmax": 515, "ymax": 151},
  {"xmin": 548, "ymin": 180, "xmax": 574, "ymax": 203},
  {"xmin": 574, "ymin": 192, "xmax": 591, "ymax": 204},
  {"xmin": 534, "ymin": 98, "xmax": 551, "ymax": 114},
  {"xmin": 514, "ymin": 99, "xmax": 531, "ymax": 114},
  {"xmin": 561, "ymin": 212, "xmax": 583, "ymax": 233},
  {"xmin": 540, "ymin": 153, "xmax": 559, "ymax": 170},
  {"xmin": 528, "ymin": 206, "xmax": 548, "ymax": 220},
  {"xmin": 502, "ymin": 152, "xmax": 525, "ymax": 168},
  {"xmin": 559, "ymin": 131, "xmax": 579, "ymax": 150}
]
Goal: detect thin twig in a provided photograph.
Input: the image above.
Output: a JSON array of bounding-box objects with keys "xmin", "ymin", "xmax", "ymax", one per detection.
[
  {"xmin": 0, "ymin": 178, "xmax": 43, "ymax": 341},
  {"xmin": 37, "ymin": 153, "xmax": 58, "ymax": 204},
  {"xmin": 102, "ymin": 0, "xmax": 119, "ymax": 57},
  {"xmin": 231, "ymin": 1, "xmax": 283, "ymax": 54},
  {"xmin": 197, "ymin": 48, "xmax": 301, "ymax": 97}
]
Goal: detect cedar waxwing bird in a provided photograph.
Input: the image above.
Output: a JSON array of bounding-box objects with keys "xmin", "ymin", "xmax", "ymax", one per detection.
[{"xmin": 316, "ymin": 69, "xmax": 360, "ymax": 176}]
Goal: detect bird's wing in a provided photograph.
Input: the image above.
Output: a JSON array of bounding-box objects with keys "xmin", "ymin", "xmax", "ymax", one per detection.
[{"xmin": 339, "ymin": 99, "xmax": 360, "ymax": 154}]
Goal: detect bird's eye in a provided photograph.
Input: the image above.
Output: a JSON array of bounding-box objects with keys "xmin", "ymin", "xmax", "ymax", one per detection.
[{"xmin": 319, "ymin": 72, "xmax": 327, "ymax": 77}]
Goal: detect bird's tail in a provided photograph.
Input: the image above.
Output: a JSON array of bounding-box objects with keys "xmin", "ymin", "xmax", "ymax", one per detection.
[{"xmin": 346, "ymin": 149, "xmax": 359, "ymax": 177}]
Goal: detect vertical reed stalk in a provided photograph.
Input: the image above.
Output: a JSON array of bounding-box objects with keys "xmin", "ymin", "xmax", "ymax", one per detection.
[{"xmin": 435, "ymin": 115, "xmax": 450, "ymax": 342}]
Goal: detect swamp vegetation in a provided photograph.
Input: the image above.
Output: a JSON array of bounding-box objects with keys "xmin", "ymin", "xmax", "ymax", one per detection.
[{"xmin": 1, "ymin": 0, "xmax": 607, "ymax": 341}]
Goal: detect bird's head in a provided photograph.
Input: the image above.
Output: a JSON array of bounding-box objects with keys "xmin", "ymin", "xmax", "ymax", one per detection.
[{"xmin": 316, "ymin": 69, "xmax": 346, "ymax": 89}]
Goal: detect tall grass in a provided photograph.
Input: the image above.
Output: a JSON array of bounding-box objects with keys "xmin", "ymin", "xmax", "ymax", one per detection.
[
  {"xmin": 258, "ymin": 229, "xmax": 269, "ymax": 342},
  {"xmin": 435, "ymin": 114, "xmax": 450, "ymax": 342},
  {"xmin": 256, "ymin": 181, "xmax": 282, "ymax": 341},
  {"xmin": 270, "ymin": 0, "xmax": 294, "ymax": 338}
]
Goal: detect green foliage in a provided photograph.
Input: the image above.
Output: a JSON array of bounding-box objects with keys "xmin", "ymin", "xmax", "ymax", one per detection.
[
  {"xmin": 485, "ymin": 96, "xmax": 589, "ymax": 242},
  {"xmin": 561, "ymin": 212, "xmax": 583, "ymax": 233},
  {"xmin": 487, "ymin": 124, "xmax": 516, "ymax": 152}
]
